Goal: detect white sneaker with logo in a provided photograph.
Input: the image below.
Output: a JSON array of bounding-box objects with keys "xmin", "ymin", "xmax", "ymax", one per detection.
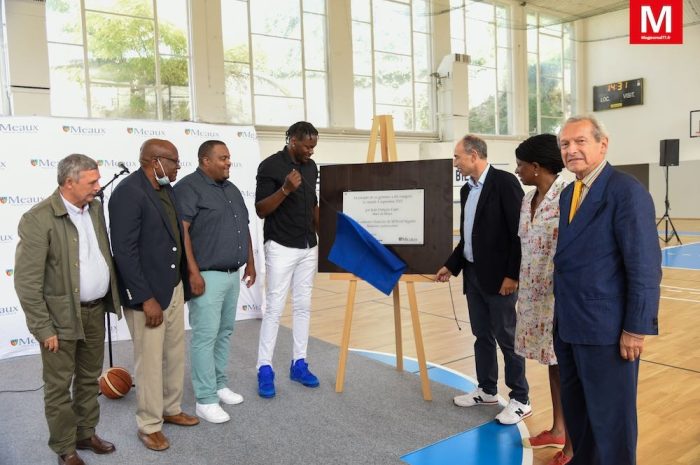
[
  {"xmin": 495, "ymin": 398, "xmax": 532, "ymax": 425},
  {"xmin": 217, "ymin": 387, "xmax": 244, "ymax": 405},
  {"xmin": 196, "ymin": 402, "xmax": 230, "ymax": 424},
  {"xmin": 454, "ymin": 387, "xmax": 499, "ymax": 407}
]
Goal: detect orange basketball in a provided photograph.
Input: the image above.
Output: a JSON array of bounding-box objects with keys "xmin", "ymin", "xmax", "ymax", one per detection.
[{"xmin": 99, "ymin": 367, "xmax": 132, "ymax": 399}]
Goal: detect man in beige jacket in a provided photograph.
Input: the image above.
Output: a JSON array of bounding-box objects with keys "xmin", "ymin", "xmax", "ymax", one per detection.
[{"xmin": 14, "ymin": 154, "xmax": 122, "ymax": 465}]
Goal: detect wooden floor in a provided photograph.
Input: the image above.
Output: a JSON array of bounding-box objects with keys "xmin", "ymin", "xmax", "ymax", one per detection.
[{"xmin": 279, "ymin": 219, "xmax": 700, "ymax": 465}]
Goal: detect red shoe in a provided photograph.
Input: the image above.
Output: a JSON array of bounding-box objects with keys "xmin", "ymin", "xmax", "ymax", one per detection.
[
  {"xmin": 522, "ymin": 430, "xmax": 565, "ymax": 449},
  {"xmin": 548, "ymin": 451, "xmax": 572, "ymax": 465}
]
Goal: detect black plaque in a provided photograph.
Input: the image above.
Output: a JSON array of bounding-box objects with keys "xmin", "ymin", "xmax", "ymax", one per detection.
[{"xmin": 318, "ymin": 159, "xmax": 453, "ymax": 275}]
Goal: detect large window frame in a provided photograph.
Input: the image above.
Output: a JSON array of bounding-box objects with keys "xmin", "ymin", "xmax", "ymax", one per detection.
[
  {"xmin": 351, "ymin": 0, "xmax": 434, "ymax": 132},
  {"xmin": 526, "ymin": 12, "xmax": 576, "ymax": 135},
  {"xmin": 45, "ymin": 0, "xmax": 193, "ymax": 121},
  {"xmin": 0, "ymin": 2, "xmax": 8, "ymax": 115},
  {"xmin": 450, "ymin": 0, "xmax": 513, "ymax": 136},
  {"xmin": 221, "ymin": 0, "xmax": 329, "ymax": 127}
]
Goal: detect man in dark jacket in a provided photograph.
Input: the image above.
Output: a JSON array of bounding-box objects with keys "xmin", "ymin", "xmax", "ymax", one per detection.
[
  {"xmin": 109, "ymin": 139, "xmax": 198, "ymax": 452},
  {"xmin": 436, "ymin": 135, "xmax": 529, "ymax": 425}
]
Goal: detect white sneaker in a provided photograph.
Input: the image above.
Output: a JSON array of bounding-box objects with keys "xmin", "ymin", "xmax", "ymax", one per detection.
[
  {"xmin": 495, "ymin": 398, "xmax": 532, "ymax": 425},
  {"xmin": 454, "ymin": 388, "xmax": 499, "ymax": 407},
  {"xmin": 195, "ymin": 402, "xmax": 230, "ymax": 424},
  {"xmin": 217, "ymin": 387, "xmax": 244, "ymax": 405}
]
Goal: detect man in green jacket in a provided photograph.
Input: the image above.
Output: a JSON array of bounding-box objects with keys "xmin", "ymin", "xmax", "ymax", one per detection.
[{"xmin": 14, "ymin": 154, "xmax": 122, "ymax": 465}]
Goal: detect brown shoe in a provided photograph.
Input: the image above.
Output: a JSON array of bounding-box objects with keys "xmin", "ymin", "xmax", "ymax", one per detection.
[
  {"xmin": 163, "ymin": 412, "xmax": 199, "ymax": 426},
  {"xmin": 137, "ymin": 431, "xmax": 170, "ymax": 451},
  {"xmin": 76, "ymin": 434, "xmax": 116, "ymax": 454},
  {"xmin": 57, "ymin": 451, "xmax": 85, "ymax": 465}
]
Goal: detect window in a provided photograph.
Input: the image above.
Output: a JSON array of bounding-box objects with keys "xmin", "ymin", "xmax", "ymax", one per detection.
[
  {"xmin": 527, "ymin": 13, "xmax": 576, "ymax": 135},
  {"xmin": 450, "ymin": 0, "xmax": 512, "ymax": 135},
  {"xmin": 45, "ymin": 0, "xmax": 192, "ymax": 120},
  {"xmin": 351, "ymin": 0, "xmax": 433, "ymax": 132},
  {"xmin": 221, "ymin": 0, "xmax": 329, "ymax": 127},
  {"xmin": 0, "ymin": 4, "xmax": 8, "ymax": 115}
]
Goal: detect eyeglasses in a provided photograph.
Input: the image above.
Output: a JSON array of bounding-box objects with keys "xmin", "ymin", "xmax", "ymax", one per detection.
[{"xmin": 158, "ymin": 156, "xmax": 181, "ymax": 167}]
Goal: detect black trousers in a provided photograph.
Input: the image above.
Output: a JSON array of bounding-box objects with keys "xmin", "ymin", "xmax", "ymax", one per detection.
[{"xmin": 463, "ymin": 263, "xmax": 528, "ymax": 403}]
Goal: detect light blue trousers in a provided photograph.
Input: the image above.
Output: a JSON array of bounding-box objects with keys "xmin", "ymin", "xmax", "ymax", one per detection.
[{"xmin": 188, "ymin": 270, "xmax": 240, "ymax": 404}]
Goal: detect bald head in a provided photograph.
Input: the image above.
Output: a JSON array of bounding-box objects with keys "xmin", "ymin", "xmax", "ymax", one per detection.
[
  {"xmin": 139, "ymin": 139, "xmax": 178, "ymax": 166},
  {"xmin": 138, "ymin": 138, "xmax": 181, "ymax": 187}
]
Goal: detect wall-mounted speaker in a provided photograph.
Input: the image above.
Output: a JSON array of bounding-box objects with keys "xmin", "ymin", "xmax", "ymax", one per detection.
[{"xmin": 660, "ymin": 139, "xmax": 679, "ymax": 167}]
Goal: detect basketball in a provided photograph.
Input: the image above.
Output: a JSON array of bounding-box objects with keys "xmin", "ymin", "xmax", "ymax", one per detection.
[{"xmin": 99, "ymin": 367, "xmax": 132, "ymax": 399}]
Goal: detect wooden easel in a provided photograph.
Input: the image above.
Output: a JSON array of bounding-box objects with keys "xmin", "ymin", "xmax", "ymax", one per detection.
[{"xmin": 333, "ymin": 115, "xmax": 433, "ymax": 401}]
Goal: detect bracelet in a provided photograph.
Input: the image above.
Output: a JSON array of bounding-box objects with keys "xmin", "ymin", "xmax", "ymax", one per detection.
[{"xmin": 281, "ymin": 186, "xmax": 289, "ymax": 196}]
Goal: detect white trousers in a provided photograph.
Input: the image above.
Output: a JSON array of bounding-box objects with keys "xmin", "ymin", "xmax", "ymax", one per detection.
[{"xmin": 256, "ymin": 240, "xmax": 317, "ymax": 369}]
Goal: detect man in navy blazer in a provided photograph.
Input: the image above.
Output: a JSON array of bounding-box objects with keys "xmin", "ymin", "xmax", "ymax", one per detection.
[
  {"xmin": 437, "ymin": 135, "xmax": 530, "ymax": 425},
  {"xmin": 109, "ymin": 139, "xmax": 198, "ymax": 452},
  {"xmin": 554, "ymin": 116, "xmax": 661, "ymax": 465}
]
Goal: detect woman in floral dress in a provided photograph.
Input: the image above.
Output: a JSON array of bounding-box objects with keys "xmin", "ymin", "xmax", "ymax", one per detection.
[{"xmin": 514, "ymin": 134, "xmax": 572, "ymax": 465}]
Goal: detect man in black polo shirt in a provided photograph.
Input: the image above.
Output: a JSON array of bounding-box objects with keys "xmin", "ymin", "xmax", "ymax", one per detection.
[
  {"xmin": 175, "ymin": 140, "xmax": 256, "ymax": 424},
  {"xmin": 254, "ymin": 121, "xmax": 319, "ymax": 398}
]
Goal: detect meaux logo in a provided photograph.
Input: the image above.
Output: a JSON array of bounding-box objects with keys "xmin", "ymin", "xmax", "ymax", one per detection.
[
  {"xmin": 0, "ymin": 195, "xmax": 44, "ymax": 206},
  {"xmin": 30, "ymin": 159, "xmax": 60, "ymax": 169},
  {"xmin": 185, "ymin": 128, "xmax": 221, "ymax": 137},
  {"xmin": 62, "ymin": 125, "xmax": 107, "ymax": 135},
  {"xmin": 126, "ymin": 127, "xmax": 166, "ymax": 136},
  {"xmin": 0, "ymin": 123, "xmax": 39, "ymax": 133}
]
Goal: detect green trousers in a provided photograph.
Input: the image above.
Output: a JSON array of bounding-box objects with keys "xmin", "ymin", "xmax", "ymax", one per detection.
[
  {"xmin": 40, "ymin": 302, "xmax": 105, "ymax": 455},
  {"xmin": 189, "ymin": 270, "xmax": 240, "ymax": 404}
]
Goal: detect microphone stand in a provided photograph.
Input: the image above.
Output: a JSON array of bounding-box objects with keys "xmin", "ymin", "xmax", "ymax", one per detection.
[{"xmin": 97, "ymin": 166, "xmax": 129, "ymax": 368}]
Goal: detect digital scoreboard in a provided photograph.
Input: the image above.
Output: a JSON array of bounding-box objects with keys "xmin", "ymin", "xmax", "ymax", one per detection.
[{"xmin": 593, "ymin": 78, "xmax": 643, "ymax": 111}]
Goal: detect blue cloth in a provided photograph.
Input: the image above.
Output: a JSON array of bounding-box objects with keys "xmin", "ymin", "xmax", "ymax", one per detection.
[{"xmin": 328, "ymin": 212, "xmax": 406, "ymax": 295}]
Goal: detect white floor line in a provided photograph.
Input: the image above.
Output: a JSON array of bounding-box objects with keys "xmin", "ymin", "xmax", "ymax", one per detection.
[{"xmin": 661, "ymin": 284, "xmax": 700, "ymax": 292}]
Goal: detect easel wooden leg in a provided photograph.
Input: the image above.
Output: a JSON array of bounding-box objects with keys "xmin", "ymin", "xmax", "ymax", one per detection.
[
  {"xmin": 392, "ymin": 284, "xmax": 403, "ymax": 371},
  {"xmin": 366, "ymin": 118, "xmax": 380, "ymax": 163},
  {"xmin": 366, "ymin": 115, "xmax": 397, "ymax": 163},
  {"xmin": 407, "ymin": 282, "xmax": 432, "ymax": 401},
  {"xmin": 335, "ymin": 279, "xmax": 358, "ymax": 393}
]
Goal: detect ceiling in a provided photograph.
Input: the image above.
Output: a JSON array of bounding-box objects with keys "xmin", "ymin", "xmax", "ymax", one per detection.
[{"xmin": 518, "ymin": 0, "xmax": 700, "ymax": 24}]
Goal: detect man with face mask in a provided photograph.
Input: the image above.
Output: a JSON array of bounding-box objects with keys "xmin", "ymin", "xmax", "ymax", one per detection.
[{"xmin": 109, "ymin": 139, "xmax": 198, "ymax": 452}]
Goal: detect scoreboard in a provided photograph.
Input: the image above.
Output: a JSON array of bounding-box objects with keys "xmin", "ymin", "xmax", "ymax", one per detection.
[{"xmin": 593, "ymin": 78, "xmax": 643, "ymax": 111}]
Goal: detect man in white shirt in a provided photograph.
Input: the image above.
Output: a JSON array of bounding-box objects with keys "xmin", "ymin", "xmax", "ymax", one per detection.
[{"xmin": 15, "ymin": 154, "xmax": 122, "ymax": 465}]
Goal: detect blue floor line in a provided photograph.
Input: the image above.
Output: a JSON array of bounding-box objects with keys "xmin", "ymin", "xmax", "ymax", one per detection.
[
  {"xmin": 402, "ymin": 422, "xmax": 523, "ymax": 465},
  {"xmin": 353, "ymin": 349, "xmax": 527, "ymax": 465},
  {"xmin": 661, "ymin": 242, "xmax": 700, "ymax": 270}
]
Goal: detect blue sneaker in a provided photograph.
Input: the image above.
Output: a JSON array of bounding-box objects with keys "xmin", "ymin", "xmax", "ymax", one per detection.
[
  {"xmin": 289, "ymin": 359, "xmax": 320, "ymax": 388},
  {"xmin": 257, "ymin": 365, "xmax": 275, "ymax": 398}
]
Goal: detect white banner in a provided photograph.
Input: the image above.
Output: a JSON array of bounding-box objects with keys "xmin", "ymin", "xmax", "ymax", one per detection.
[{"xmin": 0, "ymin": 117, "xmax": 265, "ymax": 360}]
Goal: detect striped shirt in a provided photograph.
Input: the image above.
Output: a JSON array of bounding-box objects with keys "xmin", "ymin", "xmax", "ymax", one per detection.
[{"xmin": 573, "ymin": 160, "xmax": 607, "ymax": 211}]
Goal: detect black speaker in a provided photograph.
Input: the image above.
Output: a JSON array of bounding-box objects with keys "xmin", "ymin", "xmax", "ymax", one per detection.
[{"xmin": 660, "ymin": 139, "xmax": 679, "ymax": 167}]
